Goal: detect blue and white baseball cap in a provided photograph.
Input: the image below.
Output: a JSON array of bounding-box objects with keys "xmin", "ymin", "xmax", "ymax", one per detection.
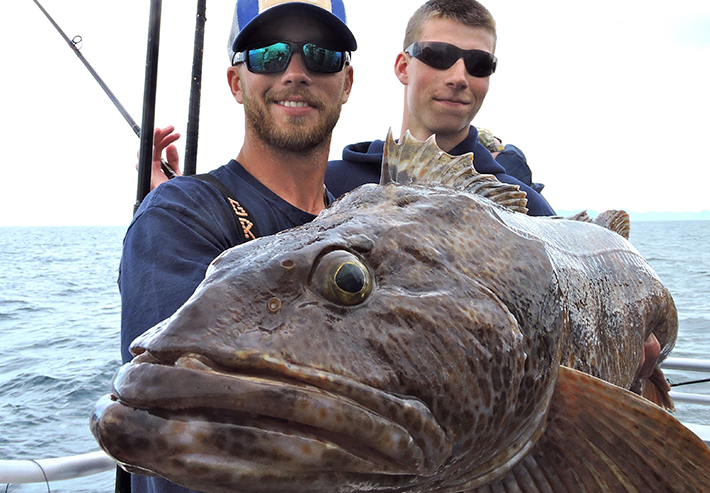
[{"xmin": 228, "ymin": 0, "xmax": 357, "ymax": 61}]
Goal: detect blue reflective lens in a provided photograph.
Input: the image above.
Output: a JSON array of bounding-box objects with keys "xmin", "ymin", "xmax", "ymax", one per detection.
[{"xmin": 236, "ymin": 41, "xmax": 348, "ymax": 74}]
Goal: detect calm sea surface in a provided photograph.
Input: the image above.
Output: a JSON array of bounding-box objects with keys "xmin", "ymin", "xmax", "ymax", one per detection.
[{"xmin": 0, "ymin": 222, "xmax": 708, "ymax": 492}]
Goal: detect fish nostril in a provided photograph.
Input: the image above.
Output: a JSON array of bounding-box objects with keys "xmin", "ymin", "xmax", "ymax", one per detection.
[
  {"xmin": 281, "ymin": 259, "xmax": 295, "ymax": 270},
  {"xmin": 268, "ymin": 298, "xmax": 282, "ymax": 313}
]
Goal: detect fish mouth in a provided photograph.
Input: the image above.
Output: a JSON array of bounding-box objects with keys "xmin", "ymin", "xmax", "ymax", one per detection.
[{"xmin": 93, "ymin": 352, "xmax": 451, "ymax": 483}]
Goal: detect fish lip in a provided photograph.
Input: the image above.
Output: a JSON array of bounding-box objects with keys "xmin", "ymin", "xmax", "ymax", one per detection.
[{"xmin": 109, "ymin": 352, "xmax": 451, "ymax": 476}]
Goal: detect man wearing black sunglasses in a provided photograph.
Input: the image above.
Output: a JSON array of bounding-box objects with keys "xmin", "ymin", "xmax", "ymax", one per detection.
[
  {"xmin": 118, "ymin": 1, "xmax": 355, "ymax": 492},
  {"xmin": 326, "ymin": 0, "xmax": 554, "ymax": 217}
]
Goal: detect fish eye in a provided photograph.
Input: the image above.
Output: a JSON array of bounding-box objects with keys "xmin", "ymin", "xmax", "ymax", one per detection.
[{"xmin": 310, "ymin": 251, "xmax": 373, "ymax": 306}]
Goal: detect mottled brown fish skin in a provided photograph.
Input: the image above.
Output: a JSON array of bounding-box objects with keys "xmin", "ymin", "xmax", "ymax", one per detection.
[
  {"xmin": 92, "ymin": 141, "xmax": 677, "ymax": 492},
  {"xmin": 496, "ymin": 208, "xmax": 677, "ymax": 391}
]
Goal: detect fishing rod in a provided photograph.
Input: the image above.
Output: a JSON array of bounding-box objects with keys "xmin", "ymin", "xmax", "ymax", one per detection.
[
  {"xmin": 671, "ymin": 377, "xmax": 710, "ymax": 388},
  {"xmin": 30, "ymin": 0, "xmax": 176, "ymax": 194},
  {"xmin": 184, "ymin": 0, "xmax": 207, "ymax": 176},
  {"xmin": 134, "ymin": 0, "xmax": 165, "ymax": 214}
]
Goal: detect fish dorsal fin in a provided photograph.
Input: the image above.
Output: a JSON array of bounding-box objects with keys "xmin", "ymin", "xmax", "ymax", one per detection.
[
  {"xmin": 381, "ymin": 130, "xmax": 529, "ymax": 214},
  {"xmin": 380, "ymin": 130, "xmax": 394, "ymax": 185},
  {"xmin": 565, "ymin": 210, "xmax": 592, "ymax": 222},
  {"xmin": 565, "ymin": 210, "xmax": 631, "ymax": 239},
  {"xmin": 593, "ymin": 210, "xmax": 630, "ymax": 239},
  {"xmin": 469, "ymin": 366, "xmax": 710, "ymax": 492}
]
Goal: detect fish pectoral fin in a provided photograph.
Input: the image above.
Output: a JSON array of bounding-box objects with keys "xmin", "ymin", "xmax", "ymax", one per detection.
[{"xmin": 472, "ymin": 366, "xmax": 710, "ymax": 492}]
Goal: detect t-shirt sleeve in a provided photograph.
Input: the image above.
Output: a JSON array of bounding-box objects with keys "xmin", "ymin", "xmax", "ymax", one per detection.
[{"xmin": 118, "ymin": 179, "xmax": 238, "ymax": 363}]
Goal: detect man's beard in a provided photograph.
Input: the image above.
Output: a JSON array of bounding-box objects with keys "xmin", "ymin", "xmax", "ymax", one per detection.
[{"xmin": 243, "ymin": 88, "xmax": 344, "ymax": 153}]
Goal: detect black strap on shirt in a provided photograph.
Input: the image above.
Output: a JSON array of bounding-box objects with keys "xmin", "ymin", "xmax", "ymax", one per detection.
[{"xmin": 193, "ymin": 173, "xmax": 260, "ymax": 242}]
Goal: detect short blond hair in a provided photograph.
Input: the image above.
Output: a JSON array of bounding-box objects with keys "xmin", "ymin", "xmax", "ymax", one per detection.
[{"xmin": 403, "ymin": 0, "xmax": 497, "ymax": 50}]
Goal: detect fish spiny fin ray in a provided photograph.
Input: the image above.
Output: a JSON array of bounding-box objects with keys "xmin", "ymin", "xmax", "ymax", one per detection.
[
  {"xmin": 381, "ymin": 130, "xmax": 529, "ymax": 213},
  {"xmin": 593, "ymin": 210, "xmax": 631, "ymax": 239},
  {"xmin": 470, "ymin": 366, "xmax": 710, "ymax": 492},
  {"xmin": 380, "ymin": 129, "xmax": 394, "ymax": 185},
  {"xmin": 565, "ymin": 210, "xmax": 592, "ymax": 222}
]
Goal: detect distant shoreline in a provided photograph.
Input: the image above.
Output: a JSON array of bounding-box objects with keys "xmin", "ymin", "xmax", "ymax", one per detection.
[{"xmin": 556, "ymin": 210, "xmax": 710, "ymax": 222}]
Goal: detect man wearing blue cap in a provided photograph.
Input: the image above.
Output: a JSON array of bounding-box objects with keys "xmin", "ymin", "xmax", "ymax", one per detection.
[{"xmin": 118, "ymin": 1, "xmax": 355, "ymax": 491}]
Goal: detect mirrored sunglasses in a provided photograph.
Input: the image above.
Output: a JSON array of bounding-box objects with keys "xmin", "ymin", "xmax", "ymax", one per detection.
[
  {"xmin": 233, "ymin": 41, "xmax": 350, "ymax": 74},
  {"xmin": 404, "ymin": 41, "xmax": 497, "ymax": 78}
]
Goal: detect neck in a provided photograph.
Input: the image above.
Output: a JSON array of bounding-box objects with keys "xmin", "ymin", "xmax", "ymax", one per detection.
[
  {"xmin": 399, "ymin": 122, "xmax": 469, "ymax": 153},
  {"xmin": 237, "ymin": 132, "xmax": 331, "ymax": 215}
]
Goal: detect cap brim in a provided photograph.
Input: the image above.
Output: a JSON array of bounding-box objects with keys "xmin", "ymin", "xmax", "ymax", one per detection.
[{"xmin": 233, "ymin": 3, "xmax": 357, "ymax": 53}]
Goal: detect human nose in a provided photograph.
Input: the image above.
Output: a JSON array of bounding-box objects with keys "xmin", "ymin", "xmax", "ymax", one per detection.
[
  {"xmin": 444, "ymin": 58, "xmax": 469, "ymax": 89},
  {"xmin": 281, "ymin": 52, "xmax": 313, "ymax": 85}
]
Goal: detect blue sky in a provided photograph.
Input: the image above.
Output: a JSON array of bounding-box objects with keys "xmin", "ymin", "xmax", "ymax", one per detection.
[{"xmin": 1, "ymin": 0, "xmax": 709, "ymax": 226}]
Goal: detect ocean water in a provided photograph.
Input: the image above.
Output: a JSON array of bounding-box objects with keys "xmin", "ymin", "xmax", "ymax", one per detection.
[
  {"xmin": 0, "ymin": 227, "xmax": 123, "ymax": 492},
  {"xmin": 0, "ymin": 221, "xmax": 708, "ymax": 492},
  {"xmin": 629, "ymin": 221, "xmax": 710, "ymax": 423}
]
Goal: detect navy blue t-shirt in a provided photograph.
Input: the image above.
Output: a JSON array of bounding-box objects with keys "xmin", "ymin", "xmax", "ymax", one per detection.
[{"xmin": 326, "ymin": 126, "xmax": 555, "ymax": 216}]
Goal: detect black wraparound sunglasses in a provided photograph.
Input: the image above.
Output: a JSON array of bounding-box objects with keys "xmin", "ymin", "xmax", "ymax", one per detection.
[
  {"xmin": 404, "ymin": 41, "xmax": 497, "ymax": 77},
  {"xmin": 232, "ymin": 40, "xmax": 350, "ymax": 74}
]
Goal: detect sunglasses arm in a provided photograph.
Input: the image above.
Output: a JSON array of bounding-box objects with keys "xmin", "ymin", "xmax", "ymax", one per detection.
[{"xmin": 232, "ymin": 51, "xmax": 246, "ymax": 66}]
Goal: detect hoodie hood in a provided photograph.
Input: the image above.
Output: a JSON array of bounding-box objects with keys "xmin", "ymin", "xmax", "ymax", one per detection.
[{"xmin": 341, "ymin": 141, "xmax": 383, "ymax": 164}]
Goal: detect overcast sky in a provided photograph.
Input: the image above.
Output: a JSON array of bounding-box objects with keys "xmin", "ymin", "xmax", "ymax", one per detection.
[{"xmin": 2, "ymin": 0, "xmax": 709, "ymax": 226}]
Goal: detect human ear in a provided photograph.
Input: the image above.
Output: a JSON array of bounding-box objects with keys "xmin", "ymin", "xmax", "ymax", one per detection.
[
  {"xmin": 227, "ymin": 66, "xmax": 244, "ymax": 104},
  {"xmin": 394, "ymin": 52, "xmax": 409, "ymax": 86},
  {"xmin": 341, "ymin": 65, "xmax": 354, "ymax": 104}
]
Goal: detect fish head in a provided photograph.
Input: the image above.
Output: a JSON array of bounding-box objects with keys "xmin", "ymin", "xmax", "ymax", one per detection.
[{"xmin": 92, "ymin": 182, "xmax": 565, "ymax": 492}]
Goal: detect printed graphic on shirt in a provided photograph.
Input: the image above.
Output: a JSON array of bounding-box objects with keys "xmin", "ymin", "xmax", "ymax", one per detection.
[{"xmin": 228, "ymin": 198, "xmax": 257, "ymax": 241}]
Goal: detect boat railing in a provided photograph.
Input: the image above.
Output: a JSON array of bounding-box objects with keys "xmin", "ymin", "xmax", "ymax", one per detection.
[
  {"xmin": 0, "ymin": 451, "xmax": 115, "ymax": 486},
  {"xmin": 2, "ymin": 357, "xmax": 709, "ymax": 487},
  {"xmin": 662, "ymin": 357, "xmax": 710, "ymax": 447},
  {"xmin": 665, "ymin": 357, "xmax": 710, "ymax": 405}
]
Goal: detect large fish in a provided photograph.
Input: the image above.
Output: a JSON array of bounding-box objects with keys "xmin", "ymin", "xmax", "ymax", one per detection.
[{"xmin": 92, "ymin": 132, "xmax": 710, "ymax": 492}]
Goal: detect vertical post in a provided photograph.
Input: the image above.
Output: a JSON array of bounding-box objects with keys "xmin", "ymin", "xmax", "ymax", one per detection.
[
  {"xmin": 134, "ymin": 0, "xmax": 164, "ymax": 215},
  {"xmin": 183, "ymin": 0, "xmax": 207, "ymax": 176},
  {"xmin": 115, "ymin": 466, "xmax": 130, "ymax": 493},
  {"xmin": 121, "ymin": 1, "xmax": 162, "ymax": 488}
]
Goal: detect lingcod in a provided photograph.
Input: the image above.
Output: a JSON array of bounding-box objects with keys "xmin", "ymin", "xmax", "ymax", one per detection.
[{"xmin": 92, "ymin": 132, "xmax": 710, "ymax": 492}]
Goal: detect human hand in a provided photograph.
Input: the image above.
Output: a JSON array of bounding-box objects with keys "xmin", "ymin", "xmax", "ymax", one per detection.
[
  {"xmin": 136, "ymin": 126, "xmax": 182, "ymax": 190},
  {"xmin": 152, "ymin": 126, "xmax": 182, "ymax": 189}
]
